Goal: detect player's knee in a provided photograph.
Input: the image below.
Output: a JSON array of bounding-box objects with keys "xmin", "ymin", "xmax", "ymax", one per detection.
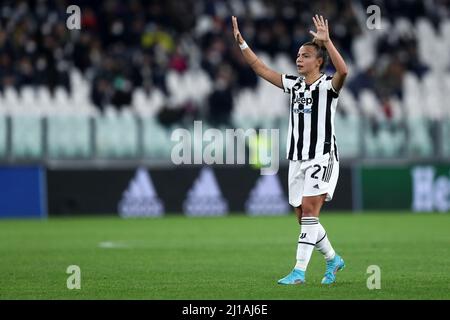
[
  {"xmin": 301, "ymin": 205, "xmax": 315, "ymax": 216},
  {"xmin": 302, "ymin": 195, "xmax": 326, "ymax": 216},
  {"xmin": 301, "ymin": 201, "xmax": 319, "ymax": 216}
]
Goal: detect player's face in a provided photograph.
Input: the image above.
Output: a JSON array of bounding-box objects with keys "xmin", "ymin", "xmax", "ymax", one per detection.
[{"xmin": 296, "ymin": 45, "xmax": 322, "ymax": 75}]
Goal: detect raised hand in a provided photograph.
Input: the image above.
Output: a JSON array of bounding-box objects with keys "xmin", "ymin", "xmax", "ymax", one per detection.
[
  {"xmin": 232, "ymin": 16, "xmax": 244, "ymax": 45},
  {"xmin": 313, "ymin": 37, "xmax": 324, "ymax": 47},
  {"xmin": 309, "ymin": 15, "xmax": 330, "ymax": 43}
]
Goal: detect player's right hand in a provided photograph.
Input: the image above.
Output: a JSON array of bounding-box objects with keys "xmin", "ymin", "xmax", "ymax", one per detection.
[{"xmin": 232, "ymin": 16, "xmax": 244, "ymax": 45}]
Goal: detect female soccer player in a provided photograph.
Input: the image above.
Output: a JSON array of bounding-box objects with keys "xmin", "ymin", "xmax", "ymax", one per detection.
[{"xmin": 232, "ymin": 14, "xmax": 348, "ymax": 285}]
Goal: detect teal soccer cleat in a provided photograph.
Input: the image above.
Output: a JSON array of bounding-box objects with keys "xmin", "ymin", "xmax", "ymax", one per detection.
[
  {"xmin": 321, "ymin": 254, "xmax": 345, "ymax": 285},
  {"xmin": 277, "ymin": 268, "xmax": 305, "ymax": 285}
]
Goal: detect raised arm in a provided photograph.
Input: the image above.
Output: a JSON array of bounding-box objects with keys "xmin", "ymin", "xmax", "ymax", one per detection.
[
  {"xmin": 309, "ymin": 15, "xmax": 348, "ymax": 92},
  {"xmin": 232, "ymin": 16, "xmax": 283, "ymax": 89}
]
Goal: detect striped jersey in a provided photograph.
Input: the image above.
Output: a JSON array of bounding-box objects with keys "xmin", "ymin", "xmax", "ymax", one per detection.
[{"xmin": 281, "ymin": 73, "xmax": 339, "ymax": 161}]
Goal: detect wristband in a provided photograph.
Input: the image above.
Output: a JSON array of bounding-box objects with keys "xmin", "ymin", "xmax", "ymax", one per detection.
[{"xmin": 239, "ymin": 41, "xmax": 249, "ymax": 50}]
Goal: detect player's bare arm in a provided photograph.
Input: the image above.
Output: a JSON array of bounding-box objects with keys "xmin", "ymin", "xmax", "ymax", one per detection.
[
  {"xmin": 309, "ymin": 15, "xmax": 348, "ymax": 92},
  {"xmin": 232, "ymin": 16, "xmax": 283, "ymax": 89}
]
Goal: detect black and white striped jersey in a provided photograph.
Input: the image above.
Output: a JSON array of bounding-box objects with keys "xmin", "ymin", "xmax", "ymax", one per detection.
[{"xmin": 281, "ymin": 73, "xmax": 339, "ymax": 161}]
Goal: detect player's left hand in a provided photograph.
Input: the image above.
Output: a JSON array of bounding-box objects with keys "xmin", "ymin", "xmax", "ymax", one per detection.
[{"xmin": 310, "ymin": 15, "xmax": 330, "ymax": 43}]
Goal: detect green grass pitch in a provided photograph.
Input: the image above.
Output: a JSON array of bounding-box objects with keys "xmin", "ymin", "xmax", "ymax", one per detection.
[{"xmin": 0, "ymin": 212, "xmax": 449, "ymax": 300}]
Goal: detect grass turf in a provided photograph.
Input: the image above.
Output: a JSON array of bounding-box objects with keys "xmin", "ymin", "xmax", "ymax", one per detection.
[{"xmin": 0, "ymin": 212, "xmax": 448, "ymax": 300}]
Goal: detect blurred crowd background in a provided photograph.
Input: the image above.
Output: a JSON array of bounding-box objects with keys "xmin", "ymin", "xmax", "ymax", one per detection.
[{"xmin": 0, "ymin": 0, "xmax": 449, "ymax": 162}]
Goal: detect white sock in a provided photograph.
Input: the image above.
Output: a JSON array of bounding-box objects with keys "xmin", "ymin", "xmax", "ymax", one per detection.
[
  {"xmin": 315, "ymin": 223, "xmax": 336, "ymax": 261},
  {"xmin": 295, "ymin": 217, "xmax": 319, "ymax": 271}
]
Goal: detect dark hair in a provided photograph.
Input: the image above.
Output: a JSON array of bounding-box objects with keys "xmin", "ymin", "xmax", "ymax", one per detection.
[{"xmin": 301, "ymin": 41, "xmax": 328, "ymax": 71}]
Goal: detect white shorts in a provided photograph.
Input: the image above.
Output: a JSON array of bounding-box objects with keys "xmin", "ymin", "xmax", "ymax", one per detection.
[{"xmin": 288, "ymin": 151, "xmax": 339, "ymax": 207}]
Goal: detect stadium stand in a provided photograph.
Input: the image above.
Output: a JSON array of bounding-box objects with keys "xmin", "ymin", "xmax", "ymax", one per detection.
[{"xmin": 0, "ymin": 0, "xmax": 449, "ymax": 162}]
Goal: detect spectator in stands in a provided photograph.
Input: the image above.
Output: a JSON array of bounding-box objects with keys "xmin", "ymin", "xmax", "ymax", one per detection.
[
  {"xmin": 208, "ymin": 63, "xmax": 234, "ymax": 126},
  {"xmin": 347, "ymin": 66, "xmax": 376, "ymax": 96},
  {"xmin": 0, "ymin": 0, "xmax": 444, "ymax": 126}
]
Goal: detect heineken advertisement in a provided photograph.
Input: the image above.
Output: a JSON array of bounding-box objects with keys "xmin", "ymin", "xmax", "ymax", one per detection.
[{"xmin": 361, "ymin": 165, "xmax": 450, "ymax": 212}]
